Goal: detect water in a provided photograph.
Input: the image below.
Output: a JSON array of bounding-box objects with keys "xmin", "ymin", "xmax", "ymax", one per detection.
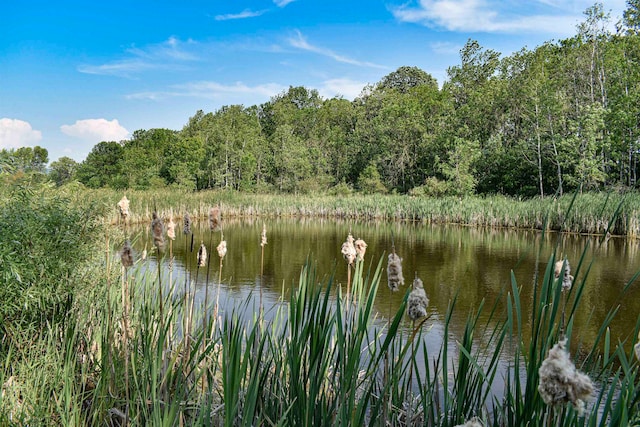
[{"xmin": 129, "ymin": 217, "xmax": 640, "ymax": 354}]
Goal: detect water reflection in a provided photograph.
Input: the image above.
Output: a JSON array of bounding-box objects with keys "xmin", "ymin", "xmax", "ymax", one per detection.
[{"xmin": 128, "ymin": 218, "xmax": 640, "ymax": 353}]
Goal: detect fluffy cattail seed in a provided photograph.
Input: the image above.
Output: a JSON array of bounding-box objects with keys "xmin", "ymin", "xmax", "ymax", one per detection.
[
  {"xmin": 354, "ymin": 239, "xmax": 367, "ymax": 261},
  {"xmin": 538, "ymin": 339, "xmax": 594, "ymax": 415},
  {"xmin": 151, "ymin": 212, "xmax": 165, "ymax": 250},
  {"xmin": 117, "ymin": 195, "xmax": 130, "ymax": 220},
  {"xmin": 387, "ymin": 252, "xmax": 404, "ymax": 291},
  {"xmin": 261, "ymin": 223, "xmax": 267, "ymax": 247},
  {"xmin": 183, "ymin": 212, "xmax": 191, "ymax": 235},
  {"xmin": 209, "ymin": 206, "xmax": 221, "ymax": 231},
  {"xmin": 454, "ymin": 418, "xmax": 483, "ymax": 427},
  {"xmin": 217, "ymin": 240, "xmax": 227, "ymax": 259},
  {"xmin": 167, "ymin": 217, "xmax": 176, "ymax": 240},
  {"xmin": 554, "ymin": 259, "xmax": 574, "ymax": 290},
  {"xmin": 197, "ymin": 243, "xmax": 207, "ymax": 267},
  {"xmin": 407, "ymin": 277, "xmax": 429, "ymax": 320},
  {"xmin": 341, "ymin": 233, "xmax": 357, "ymax": 265},
  {"xmin": 120, "ymin": 240, "xmax": 134, "ymax": 268}
]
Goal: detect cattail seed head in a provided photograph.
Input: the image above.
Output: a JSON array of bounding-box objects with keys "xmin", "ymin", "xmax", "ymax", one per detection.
[
  {"xmin": 341, "ymin": 233, "xmax": 357, "ymax": 265},
  {"xmin": 454, "ymin": 418, "xmax": 484, "ymax": 427},
  {"xmin": 261, "ymin": 223, "xmax": 267, "ymax": 247},
  {"xmin": 217, "ymin": 239, "xmax": 227, "ymax": 259},
  {"xmin": 209, "ymin": 206, "xmax": 221, "ymax": 231},
  {"xmin": 183, "ymin": 212, "xmax": 191, "ymax": 235},
  {"xmin": 635, "ymin": 340, "xmax": 640, "ymax": 362},
  {"xmin": 387, "ymin": 252, "xmax": 404, "ymax": 292},
  {"xmin": 117, "ymin": 195, "xmax": 130, "ymax": 220},
  {"xmin": 407, "ymin": 277, "xmax": 429, "ymax": 320},
  {"xmin": 554, "ymin": 259, "xmax": 573, "ymax": 290},
  {"xmin": 120, "ymin": 240, "xmax": 134, "ymax": 268},
  {"xmin": 538, "ymin": 339, "xmax": 594, "ymax": 415},
  {"xmin": 354, "ymin": 239, "xmax": 367, "ymax": 261},
  {"xmin": 151, "ymin": 212, "xmax": 165, "ymax": 251},
  {"xmin": 167, "ymin": 217, "xmax": 176, "ymax": 240},
  {"xmin": 197, "ymin": 243, "xmax": 207, "ymax": 267}
]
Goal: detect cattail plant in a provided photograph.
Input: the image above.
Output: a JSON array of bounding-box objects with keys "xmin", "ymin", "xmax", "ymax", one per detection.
[
  {"xmin": 354, "ymin": 238, "xmax": 367, "ymax": 262},
  {"xmin": 117, "ymin": 195, "xmax": 130, "ymax": 224},
  {"xmin": 554, "ymin": 259, "xmax": 574, "ymax": 290},
  {"xmin": 119, "ymin": 240, "xmax": 133, "ymax": 423},
  {"xmin": 151, "ymin": 212, "xmax": 165, "ymax": 252},
  {"xmin": 151, "ymin": 211, "xmax": 165, "ymax": 318},
  {"xmin": 182, "ymin": 212, "xmax": 192, "ymax": 349},
  {"xmin": 454, "ymin": 418, "xmax": 484, "ymax": 427},
  {"xmin": 209, "ymin": 206, "xmax": 221, "ymax": 232},
  {"xmin": 407, "ymin": 276, "xmax": 429, "ymax": 321},
  {"xmin": 341, "ymin": 233, "xmax": 357, "ymax": 298},
  {"xmin": 260, "ymin": 223, "xmax": 267, "ymax": 315},
  {"xmin": 198, "ymin": 242, "xmax": 207, "ymax": 267},
  {"xmin": 387, "ymin": 252, "xmax": 404, "ymax": 292},
  {"xmin": 213, "ymin": 236, "xmax": 227, "ymax": 330},
  {"xmin": 538, "ymin": 338, "xmax": 594, "ymax": 416}
]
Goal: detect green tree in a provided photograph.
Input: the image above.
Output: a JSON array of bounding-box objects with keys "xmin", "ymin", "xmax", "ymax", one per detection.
[
  {"xmin": 357, "ymin": 162, "xmax": 387, "ymax": 194},
  {"xmin": 49, "ymin": 156, "xmax": 78, "ymax": 186},
  {"xmin": 376, "ymin": 66, "xmax": 438, "ymax": 93},
  {"xmin": 76, "ymin": 141, "xmax": 124, "ymax": 188},
  {"xmin": 439, "ymin": 137, "xmax": 481, "ymax": 196}
]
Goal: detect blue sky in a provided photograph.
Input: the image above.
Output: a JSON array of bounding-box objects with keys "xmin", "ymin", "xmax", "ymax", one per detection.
[{"xmin": 0, "ymin": 0, "xmax": 627, "ymax": 163}]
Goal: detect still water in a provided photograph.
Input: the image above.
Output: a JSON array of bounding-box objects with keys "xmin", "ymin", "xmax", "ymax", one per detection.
[{"xmin": 130, "ymin": 218, "xmax": 640, "ymax": 354}]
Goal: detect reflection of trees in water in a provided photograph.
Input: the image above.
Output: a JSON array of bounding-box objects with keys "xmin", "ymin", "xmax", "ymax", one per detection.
[{"xmin": 128, "ymin": 218, "xmax": 640, "ymax": 353}]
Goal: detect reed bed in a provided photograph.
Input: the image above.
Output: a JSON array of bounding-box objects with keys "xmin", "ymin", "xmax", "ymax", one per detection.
[
  {"xmin": 3, "ymin": 186, "xmax": 640, "ymax": 426},
  {"xmin": 82, "ymin": 187, "xmax": 640, "ymax": 238}
]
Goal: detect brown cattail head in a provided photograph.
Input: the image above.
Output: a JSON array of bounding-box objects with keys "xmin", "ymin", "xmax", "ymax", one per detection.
[
  {"xmin": 151, "ymin": 212, "xmax": 165, "ymax": 251},
  {"xmin": 209, "ymin": 206, "xmax": 221, "ymax": 231},
  {"xmin": 121, "ymin": 240, "xmax": 134, "ymax": 268},
  {"xmin": 554, "ymin": 259, "xmax": 573, "ymax": 290},
  {"xmin": 341, "ymin": 233, "xmax": 357, "ymax": 265},
  {"xmin": 261, "ymin": 223, "xmax": 267, "ymax": 247},
  {"xmin": 197, "ymin": 243, "xmax": 207, "ymax": 267},
  {"xmin": 387, "ymin": 252, "xmax": 404, "ymax": 292},
  {"xmin": 217, "ymin": 239, "xmax": 227, "ymax": 259},
  {"xmin": 117, "ymin": 195, "xmax": 130, "ymax": 220},
  {"xmin": 407, "ymin": 277, "xmax": 429, "ymax": 320},
  {"xmin": 635, "ymin": 332, "xmax": 640, "ymax": 362},
  {"xmin": 354, "ymin": 238, "xmax": 367, "ymax": 261},
  {"xmin": 167, "ymin": 217, "xmax": 176, "ymax": 240},
  {"xmin": 183, "ymin": 212, "xmax": 191, "ymax": 235},
  {"xmin": 538, "ymin": 338, "xmax": 594, "ymax": 415}
]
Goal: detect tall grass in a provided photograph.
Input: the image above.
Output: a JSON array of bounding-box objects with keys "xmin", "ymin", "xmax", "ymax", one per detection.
[{"xmin": 82, "ymin": 186, "xmax": 640, "ymax": 237}]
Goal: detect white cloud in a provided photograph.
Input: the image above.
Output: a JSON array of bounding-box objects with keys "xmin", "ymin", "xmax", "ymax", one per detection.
[
  {"xmin": 60, "ymin": 119, "xmax": 129, "ymax": 142},
  {"xmin": 318, "ymin": 78, "xmax": 368, "ymax": 100},
  {"xmin": 274, "ymin": 0, "xmax": 296, "ymax": 7},
  {"xmin": 78, "ymin": 37, "xmax": 198, "ymax": 77},
  {"xmin": 0, "ymin": 118, "xmax": 42, "ymax": 149},
  {"xmin": 214, "ymin": 9, "xmax": 267, "ymax": 21},
  {"xmin": 390, "ymin": 0, "xmax": 625, "ymax": 35},
  {"xmin": 126, "ymin": 81, "xmax": 286, "ymax": 104},
  {"xmin": 288, "ymin": 30, "xmax": 388, "ymax": 69}
]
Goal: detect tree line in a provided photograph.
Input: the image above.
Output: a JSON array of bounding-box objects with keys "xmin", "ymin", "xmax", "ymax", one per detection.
[{"xmin": 3, "ymin": 2, "xmax": 640, "ymax": 198}]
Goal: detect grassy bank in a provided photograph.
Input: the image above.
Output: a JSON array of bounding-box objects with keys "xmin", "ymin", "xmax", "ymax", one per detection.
[
  {"xmin": 83, "ymin": 186, "xmax": 640, "ymax": 237},
  {"xmin": 3, "ymin": 182, "xmax": 640, "ymax": 425}
]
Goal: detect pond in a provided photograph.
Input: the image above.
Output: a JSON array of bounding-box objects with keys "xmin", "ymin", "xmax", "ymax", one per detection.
[{"xmin": 127, "ymin": 217, "xmax": 640, "ymax": 357}]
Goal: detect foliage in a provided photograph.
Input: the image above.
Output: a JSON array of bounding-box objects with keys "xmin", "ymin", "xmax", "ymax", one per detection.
[{"xmin": 0, "ymin": 181, "xmax": 103, "ymax": 329}]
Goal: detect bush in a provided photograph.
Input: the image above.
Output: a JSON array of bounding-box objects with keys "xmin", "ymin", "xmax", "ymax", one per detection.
[{"xmin": 0, "ymin": 182, "xmax": 103, "ymax": 328}]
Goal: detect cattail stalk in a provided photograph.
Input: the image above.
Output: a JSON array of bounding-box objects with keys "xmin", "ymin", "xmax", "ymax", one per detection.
[
  {"xmin": 183, "ymin": 212, "xmax": 192, "ymax": 350},
  {"xmin": 151, "ymin": 212, "xmax": 164, "ymax": 319},
  {"xmin": 260, "ymin": 223, "xmax": 267, "ymax": 316},
  {"xmin": 120, "ymin": 240, "xmax": 133, "ymax": 424},
  {"xmin": 214, "ymin": 236, "xmax": 227, "ymax": 332}
]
